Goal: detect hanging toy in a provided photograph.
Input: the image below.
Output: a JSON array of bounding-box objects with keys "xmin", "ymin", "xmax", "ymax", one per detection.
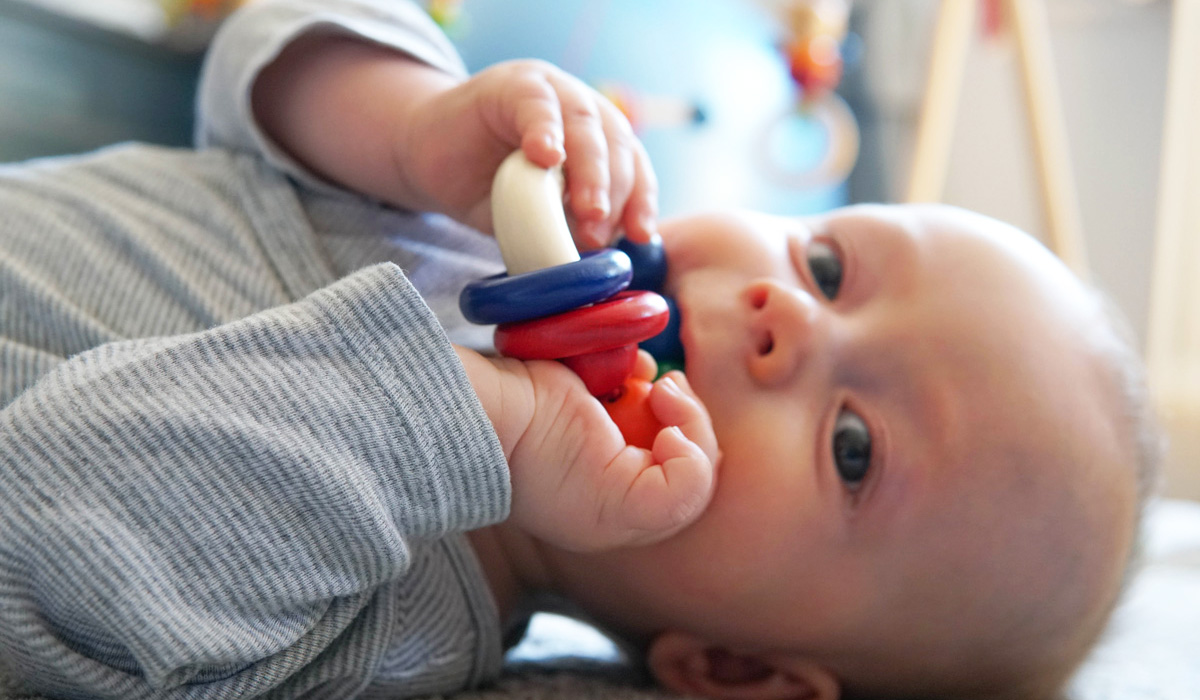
[
  {"xmin": 459, "ymin": 152, "xmax": 680, "ymax": 449},
  {"xmin": 426, "ymin": 0, "xmax": 464, "ymax": 33},
  {"xmin": 756, "ymin": 0, "xmax": 860, "ymax": 190},
  {"xmin": 781, "ymin": 0, "xmax": 852, "ymax": 104},
  {"xmin": 596, "ymin": 82, "xmax": 707, "ymax": 136},
  {"xmin": 159, "ymin": 0, "xmax": 246, "ymax": 27}
]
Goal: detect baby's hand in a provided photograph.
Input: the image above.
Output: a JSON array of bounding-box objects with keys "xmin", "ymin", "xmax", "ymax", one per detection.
[
  {"xmin": 455, "ymin": 345, "xmax": 717, "ymax": 553},
  {"xmin": 509, "ymin": 361, "xmax": 718, "ymax": 552},
  {"xmin": 403, "ymin": 59, "xmax": 659, "ymax": 250}
]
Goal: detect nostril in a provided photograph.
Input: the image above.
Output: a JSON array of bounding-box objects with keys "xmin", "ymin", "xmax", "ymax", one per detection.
[
  {"xmin": 749, "ymin": 285, "xmax": 769, "ymax": 310},
  {"xmin": 757, "ymin": 330, "xmax": 774, "ymax": 356}
]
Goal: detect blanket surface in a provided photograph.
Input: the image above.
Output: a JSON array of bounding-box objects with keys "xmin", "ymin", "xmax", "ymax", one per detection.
[
  {"xmin": 2, "ymin": 502, "xmax": 1196, "ymax": 700},
  {"xmin": 453, "ymin": 499, "xmax": 1200, "ymax": 700}
]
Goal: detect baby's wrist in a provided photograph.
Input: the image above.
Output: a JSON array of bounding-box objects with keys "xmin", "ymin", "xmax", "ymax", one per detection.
[{"xmin": 453, "ymin": 346, "xmax": 535, "ymax": 459}]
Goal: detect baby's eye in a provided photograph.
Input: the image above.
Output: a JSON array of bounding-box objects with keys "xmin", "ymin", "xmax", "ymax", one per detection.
[
  {"xmin": 806, "ymin": 240, "xmax": 843, "ymax": 299},
  {"xmin": 832, "ymin": 409, "xmax": 871, "ymax": 489}
]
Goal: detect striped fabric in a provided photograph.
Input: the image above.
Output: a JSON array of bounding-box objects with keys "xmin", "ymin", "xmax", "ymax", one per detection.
[{"xmin": 0, "ymin": 143, "xmax": 508, "ymax": 697}]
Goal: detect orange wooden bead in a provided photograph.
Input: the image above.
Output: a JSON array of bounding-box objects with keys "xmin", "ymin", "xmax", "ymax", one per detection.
[
  {"xmin": 602, "ymin": 378, "xmax": 663, "ymax": 451},
  {"xmin": 787, "ymin": 35, "xmax": 843, "ymax": 96}
]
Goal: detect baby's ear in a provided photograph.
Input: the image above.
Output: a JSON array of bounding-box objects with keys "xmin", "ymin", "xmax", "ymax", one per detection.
[{"xmin": 647, "ymin": 630, "xmax": 840, "ymax": 700}]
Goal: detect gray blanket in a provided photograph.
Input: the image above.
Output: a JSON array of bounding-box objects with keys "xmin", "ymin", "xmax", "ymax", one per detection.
[
  {"xmin": 3, "ymin": 500, "xmax": 1197, "ymax": 700},
  {"xmin": 456, "ymin": 499, "xmax": 1200, "ymax": 700}
]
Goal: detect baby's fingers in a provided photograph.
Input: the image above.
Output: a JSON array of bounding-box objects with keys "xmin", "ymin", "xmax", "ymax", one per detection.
[
  {"xmin": 545, "ymin": 72, "xmax": 612, "ymax": 231},
  {"xmin": 631, "ymin": 349, "xmax": 658, "ymax": 382},
  {"xmin": 599, "ymin": 373, "xmax": 718, "ymax": 546},
  {"xmin": 583, "ymin": 106, "xmax": 658, "ymax": 248},
  {"xmin": 602, "ymin": 427, "xmax": 714, "ymax": 547},
  {"xmin": 616, "ymin": 139, "xmax": 659, "ymax": 245},
  {"xmin": 649, "ymin": 372, "xmax": 719, "ymax": 468},
  {"xmin": 477, "ymin": 61, "xmax": 566, "ymax": 168},
  {"xmin": 645, "ymin": 425, "xmax": 716, "ymax": 532}
]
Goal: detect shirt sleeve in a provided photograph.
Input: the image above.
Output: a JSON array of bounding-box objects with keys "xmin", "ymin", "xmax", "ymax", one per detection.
[
  {"xmin": 0, "ymin": 148, "xmax": 509, "ymax": 696},
  {"xmin": 195, "ymin": 0, "xmax": 468, "ymax": 193}
]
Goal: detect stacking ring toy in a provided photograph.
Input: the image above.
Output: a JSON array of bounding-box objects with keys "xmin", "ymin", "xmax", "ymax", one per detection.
[
  {"xmin": 616, "ymin": 236, "xmax": 668, "ymax": 292},
  {"xmin": 638, "ymin": 294, "xmax": 684, "ymax": 368},
  {"xmin": 459, "ymin": 249, "xmax": 632, "ymax": 325},
  {"xmin": 463, "ymin": 150, "xmax": 677, "ymax": 446},
  {"xmin": 494, "ymin": 291, "xmax": 669, "ymax": 360},
  {"xmin": 561, "ymin": 345, "xmax": 639, "ymax": 397}
]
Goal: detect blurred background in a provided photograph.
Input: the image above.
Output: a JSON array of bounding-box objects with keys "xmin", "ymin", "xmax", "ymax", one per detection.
[{"xmin": 0, "ymin": 0, "xmax": 1193, "ymax": 499}]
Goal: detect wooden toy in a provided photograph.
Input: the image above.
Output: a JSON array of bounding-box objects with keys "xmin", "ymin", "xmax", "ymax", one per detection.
[
  {"xmin": 616, "ymin": 236, "xmax": 668, "ymax": 294},
  {"xmin": 459, "ymin": 151, "xmax": 675, "ymax": 448},
  {"xmin": 781, "ymin": 0, "xmax": 851, "ymax": 102},
  {"xmin": 494, "ymin": 291, "xmax": 668, "ymax": 361},
  {"xmin": 459, "ymin": 249, "xmax": 632, "ymax": 325}
]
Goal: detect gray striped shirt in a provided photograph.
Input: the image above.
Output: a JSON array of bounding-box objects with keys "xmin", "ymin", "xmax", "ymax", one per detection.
[{"xmin": 0, "ymin": 0, "xmax": 514, "ymax": 696}]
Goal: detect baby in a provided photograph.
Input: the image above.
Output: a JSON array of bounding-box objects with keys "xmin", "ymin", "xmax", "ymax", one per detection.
[
  {"xmin": 238, "ymin": 4, "xmax": 1161, "ymax": 697},
  {"xmin": 563, "ymin": 204, "xmax": 1157, "ymax": 700},
  {"xmin": 0, "ymin": 1, "xmax": 1157, "ymax": 699}
]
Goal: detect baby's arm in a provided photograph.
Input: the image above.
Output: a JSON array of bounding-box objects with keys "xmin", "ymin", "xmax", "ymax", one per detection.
[
  {"xmin": 455, "ymin": 347, "xmax": 719, "ymax": 552},
  {"xmin": 0, "ymin": 264, "xmax": 511, "ymax": 697},
  {"xmin": 201, "ymin": 0, "xmax": 656, "ymax": 249},
  {"xmin": 197, "ymin": 0, "xmax": 468, "ymax": 174}
]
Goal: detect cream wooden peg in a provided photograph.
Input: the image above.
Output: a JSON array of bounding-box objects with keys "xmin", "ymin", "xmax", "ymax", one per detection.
[{"xmin": 491, "ymin": 151, "xmax": 580, "ymax": 275}]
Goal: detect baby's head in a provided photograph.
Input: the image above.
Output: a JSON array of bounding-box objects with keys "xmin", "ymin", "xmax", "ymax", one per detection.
[{"xmin": 552, "ymin": 203, "xmax": 1159, "ymax": 699}]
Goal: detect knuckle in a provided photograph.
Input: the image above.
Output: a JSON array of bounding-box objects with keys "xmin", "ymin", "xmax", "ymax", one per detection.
[
  {"xmin": 489, "ymin": 61, "xmax": 557, "ymax": 100},
  {"xmin": 563, "ymin": 101, "xmax": 602, "ymax": 124},
  {"xmin": 501, "ymin": 57, "xmax": 557, "ymax": 76},
  {"xmin": 608, "ymin": 114, "xmax": 638, "ymax": 143}
]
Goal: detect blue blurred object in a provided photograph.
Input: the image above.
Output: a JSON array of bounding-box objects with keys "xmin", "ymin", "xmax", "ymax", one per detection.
[
  {"xmin": 615, "ymin": 236, "xmax": 667, "ymax": 293},
  {"xmin": 613, "ymin": 235, "xmax": 679, "ymax": 365},
  {"xmin": 639, "ymin": 295, "xmax": 683, "ymax": 368},
  {"xmin": 459, "ymin": 249, "xmax": 632, "ymax": 325},
  {"xmin": 446, "ymin": 0, "xmax": 848, "ymax": 217}
]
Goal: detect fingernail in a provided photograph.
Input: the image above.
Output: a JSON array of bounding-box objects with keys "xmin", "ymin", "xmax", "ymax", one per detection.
[
  {"xmin": 590, "ymin": 228, "xmax": 610, "ymax": 249},
  {"xmin": 575, "ymin": 221, "xmax": 600, "ymax": 250},
  {"xmin": 640, "ymin": 214, "xmax": 660, "ymax": 243},
  {"xmin": 588, "ymin": 187, "xmax": 610, "ymax": 219},
  {"xmin": 666, "ymin": 372, "xmax": 692, "ymax": 396},
  {"xmin": 546, "ymin": 132, "xmax": 565, "ymax": 158}
]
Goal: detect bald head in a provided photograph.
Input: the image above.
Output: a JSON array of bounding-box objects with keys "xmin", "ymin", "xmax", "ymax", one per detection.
[{"xmin": 828, "ymin": 206, "xmax": 1148, "ymax": 699}]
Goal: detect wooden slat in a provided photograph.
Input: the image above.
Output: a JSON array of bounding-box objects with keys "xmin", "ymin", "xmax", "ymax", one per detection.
[
  {"xmin": 1149, "ymin": 0, "xmax": 1200, "ymax": 415},
  {"xmin": 906, "ymin": 0, "xmax": 975, "ymax": 203},
  {"xmin": 1008, "ymin": 0, "xmax": 1090, "ymax": 278},
  {"xmin": 907, "ymin": 0, "xmax": 1089, "ymax": 279}
]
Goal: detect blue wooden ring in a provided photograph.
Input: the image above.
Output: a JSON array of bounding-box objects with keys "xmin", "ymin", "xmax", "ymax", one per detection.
[
  {"xmin": 616, "ymin": 236, "xmax": 668, "ymax": 292},
  {"xmin": 639, "ymin": 294, "xmax": 684, "ymax": 366},
  {"xmin": 459, "ymin": 249, "xmax": 632, "ymax": 325}
]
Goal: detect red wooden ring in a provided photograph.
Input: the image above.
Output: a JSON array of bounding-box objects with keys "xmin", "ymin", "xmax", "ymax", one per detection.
[
  {"xmin": 494, "ymin": 291, "xmax": 669, "ymax": 360},
  {"xmin": 561, "ymin": 344, "xmax": 639, "ymax": 398}
]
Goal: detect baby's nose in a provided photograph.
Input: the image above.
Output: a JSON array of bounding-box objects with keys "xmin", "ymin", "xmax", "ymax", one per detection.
[{"xmin": 744, "ymin": 279, "xmax": 825, "ymax": 386}]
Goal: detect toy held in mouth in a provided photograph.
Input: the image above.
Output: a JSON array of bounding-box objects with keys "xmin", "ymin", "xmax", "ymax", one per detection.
[{"xmin": 458, "ymin": 151, "xmax": 680, "ymax": 448}]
